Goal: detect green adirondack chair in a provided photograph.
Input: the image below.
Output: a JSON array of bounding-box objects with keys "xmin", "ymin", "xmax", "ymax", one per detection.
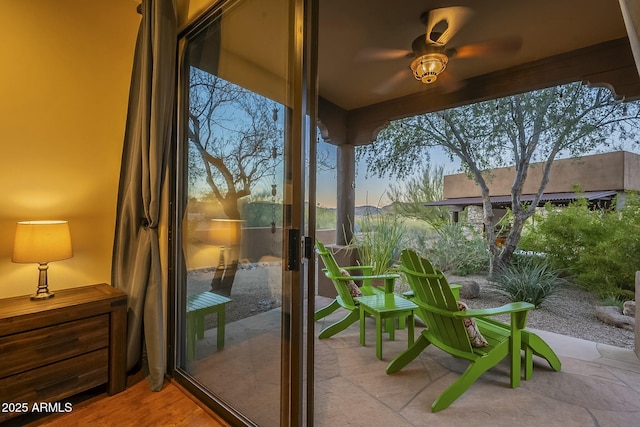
[
  {"xmin": 314, "ymin": 240, "xmax": 400, "ymax": 339},
  {"xmin": 387, "ymin": 249, "xmax": 561, "ymax": 412}
]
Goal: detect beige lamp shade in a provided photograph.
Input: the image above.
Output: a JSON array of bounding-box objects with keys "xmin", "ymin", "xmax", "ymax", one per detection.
[
  {"xmin": 12, "ymin": 220, "xmax": 73, "ymax": 263},
  {"xmin": 204, "ymin": 219, "xmax": 242, "ymax": 247}
]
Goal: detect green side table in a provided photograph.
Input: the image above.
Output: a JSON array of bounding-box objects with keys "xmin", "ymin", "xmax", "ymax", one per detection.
[
  {"xmin": 186, "ymin": 291, "xmax": 232, "ymax": 360},
  {"xmin": 356, "ymin": 294, "xmax": 418, "ymax": 360}
]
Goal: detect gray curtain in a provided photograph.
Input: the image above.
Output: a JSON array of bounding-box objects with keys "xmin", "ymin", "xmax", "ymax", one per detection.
[{"xmin": 112, "ymin": 0, "xmax": 176, "ymax": 391}]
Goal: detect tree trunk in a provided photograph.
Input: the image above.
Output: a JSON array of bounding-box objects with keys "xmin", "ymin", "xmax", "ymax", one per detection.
[
  {"xmin": 221, "ymin": 197, "xmax": 241, "ymax": 220},
  {"xmin": 213, "ymin": 199, "xmax": 241, "ymax": 296},
  {"xmin": 482, "ymin": 198, "xmax": 499, "ymax": 276},
  {"xmin": 498, "ymin": 212, "xmax": 527, "ymax": 267}
]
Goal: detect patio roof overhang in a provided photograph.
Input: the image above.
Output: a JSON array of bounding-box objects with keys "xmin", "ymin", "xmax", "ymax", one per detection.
[
  {"xmin": 424, "ymin": 191, "xmax": 619, "ymax": 209},
  {"xmin": 318, "ymin": 0, "xmax": 640, "ymax": 147},
  {"xmin": 315, "ymin": 0, "xmax": 640, "ymax": 245}
]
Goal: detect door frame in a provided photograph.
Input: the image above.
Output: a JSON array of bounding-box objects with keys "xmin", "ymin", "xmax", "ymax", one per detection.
[{"xmin": 167, "ymin": 0, "xmax": 317, "ymax": 425}]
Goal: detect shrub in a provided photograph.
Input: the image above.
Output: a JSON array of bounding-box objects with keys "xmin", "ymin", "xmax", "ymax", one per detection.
[
  {"xmin": 490, "ymin": 257, "xmax": 565, "ymax": 308},
  {"xmin": 352, "ymin": 210, "xmax": 407, "ymax": 275},
  {"xmin": 518, "ymin": 194, "xmax": 640, "ymax": 298},
  {"xmin": 601, "ymin": 294, "xmax": 625, "ymax": 309},
  {"xmin": 427, "ymin": 223, "xmax": 489, "ymax": 276},
  {"xmin": 241, "ymin": 201, "xmax": 283, "ymax": 227},
  {"xmin": 518, "ymin": 199, "xmax": 607, "ymax": 271},
  {"xmin": 571, "ymin": 194, "xmax": 640, "ymax": 297}
]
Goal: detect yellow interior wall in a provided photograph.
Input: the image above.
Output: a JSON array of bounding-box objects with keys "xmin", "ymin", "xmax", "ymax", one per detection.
[
  {"xmin": 0, "ymin": 1, "xmax": 140, "ymax": 297},
  {"xmin": 177, "ymin": 0, "xmax": 219, "ymax": 28}
]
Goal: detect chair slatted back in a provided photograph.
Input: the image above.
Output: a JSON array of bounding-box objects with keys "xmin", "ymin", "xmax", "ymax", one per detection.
[
  {"xmin": 316, "ymin": 241, "xmax": 357, "ymax": 309},
  {"xmin": 400, "ymin": 249, "xmax": 472, "ymax": 354}
]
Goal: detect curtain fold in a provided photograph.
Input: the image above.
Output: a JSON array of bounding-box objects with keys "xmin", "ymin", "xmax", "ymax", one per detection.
[{"xmin": 112, "ymin": 0, "xmax": 176, "ymax": 391}]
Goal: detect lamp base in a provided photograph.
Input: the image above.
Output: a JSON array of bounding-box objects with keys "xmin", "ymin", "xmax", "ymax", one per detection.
[
  {"xmin": 31, "ymin": 291, "xmax": 55, "ymax": 300},
  {"xmin": 31, "ymin": 262, "xmax": 55, "ymax": 300}
]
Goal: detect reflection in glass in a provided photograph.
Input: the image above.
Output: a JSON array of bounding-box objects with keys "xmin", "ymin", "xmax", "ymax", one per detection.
[{"xmin": 178, "ymin": 1, "xmax": 288, "ymax": 424}]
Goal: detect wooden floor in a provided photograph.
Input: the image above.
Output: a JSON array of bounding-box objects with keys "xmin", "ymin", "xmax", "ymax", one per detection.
[{"xmin": 20, "ymin": 377, "xmax": 229, "ymax": 427}]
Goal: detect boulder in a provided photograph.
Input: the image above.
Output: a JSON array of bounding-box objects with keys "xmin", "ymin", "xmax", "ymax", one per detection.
[
  {"xmin": 453, "ymin": 280, "xmax": 480, "ymax": 299},
  {"xmin": 595, "ymin": 306, "xmax": 635, "ymax": 331},
  {"xmin": 623, "ymin": 300, "xmax": 635, "ymax": 317}
]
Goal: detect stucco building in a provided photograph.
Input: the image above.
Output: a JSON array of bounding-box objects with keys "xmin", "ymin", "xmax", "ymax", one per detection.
[{"xmin": 427, "ymin": 151, "xmax": 640, "ymax": 230}]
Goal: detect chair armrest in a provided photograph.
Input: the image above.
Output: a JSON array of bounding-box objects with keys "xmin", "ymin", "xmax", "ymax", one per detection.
[
  {"xmin": 339, "ymin": 266, "xmax": 373, "ymax": 273},
  {"xmin": 412, "ymin": 300, "xmax": 533, "ymax": 318},
  {"xmin": 339, "ymin": 265, "xmax": 377, "ymax": 277},
  {"xmin": 325, "ymin": 272, "xmax": 400, "ymax": 281},
  {"xmin": 457, "ymin": 302, "xmax": 534, "ymax": 318},
  {"xmin": 340, "ymin": 273, "xmax": 400, "ymax": 281}
]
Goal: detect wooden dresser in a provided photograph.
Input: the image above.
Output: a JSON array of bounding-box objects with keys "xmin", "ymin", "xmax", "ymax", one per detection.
[{"xmin": 0, "ymin": 283, "xmax": 127, "ymax": 422}]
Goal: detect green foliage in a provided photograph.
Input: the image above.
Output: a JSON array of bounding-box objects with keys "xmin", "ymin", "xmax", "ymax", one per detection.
[
  {"xmin": 402, "ymin": 219, "xmax": 439, "ymax": 252},
  {"xmin": 601, "ymin": 294, "xmax": 625, "ymax": 309},
  {"xmin": 518, "ymin": 199, "xmax": 607, "ymax": 269},
  {"xmin": 352, "ymin": 210, "xmax": 407, "ymax": 275},
  {"xmin": 572, "ymin": 194, "xmax": 640, "ymax": 297},
  {"xmin": 491, "ymin": 257, "xmax": 565, "ymax": 308},
  {"xmin": 240, "ymin": 201, "xmax": 283, "ymax": 227},
  {"xmin": 315, "ymin": 206, "xmax": 337, "ymax": 230},
  {"xmin": 386, "ymin": 163, "xmax": 449, "ymax": 227},
  {"xmin": 359, "ymin": 82, "xmax": 640, "ymax": 271},
  {"xmin": 427, "ymin": 223, "xmax": 490, "ymax": 276},
  {"xmin": 518, "ymin": 194, "xmax": 640, "ymax": 297}
]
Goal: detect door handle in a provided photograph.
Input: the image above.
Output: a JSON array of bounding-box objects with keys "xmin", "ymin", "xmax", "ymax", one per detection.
[
  {"xmin": 303, "ymin": 236, "xmax": 313, "ymax": 261},
  {"xmin": 287, "ymin": 229, "xmax": 300, "ymax": 271}
]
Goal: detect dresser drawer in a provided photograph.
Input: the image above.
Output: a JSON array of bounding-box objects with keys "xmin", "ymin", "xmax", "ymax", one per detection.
[
  {"xmin": 0, "ymin": 284, "xmax": 127, "ymax": 423},
  {"xmin": 0, "ymin": 314, "xmax": 109, "ymax": 378},
  {"xmin": 0, "ymin": 348, "xmax": 109, "ymax": 421}
]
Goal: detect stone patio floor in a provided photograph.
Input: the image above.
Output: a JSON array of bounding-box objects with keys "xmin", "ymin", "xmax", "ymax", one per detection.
[{"xmin": 191, "ymin": 295, "xmax": 640, "ymax": 427}]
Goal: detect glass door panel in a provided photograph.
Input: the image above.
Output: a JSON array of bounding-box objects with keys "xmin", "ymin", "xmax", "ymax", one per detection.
[{"xmin": 174, "ymin": 0, "xmax": 307, "ymax": 425}]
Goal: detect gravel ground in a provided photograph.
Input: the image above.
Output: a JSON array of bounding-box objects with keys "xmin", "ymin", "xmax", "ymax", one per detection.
[
  {"xmin": 188, "ymin": 267, "xmax": 635, "ymax": 350},
  {"xmin": 187, "ymin": 265, "xmax": 282, "ymax": 325},
  {"xmin": 446, "ymin": 274, "xmax": 636, "ymax": 350}
]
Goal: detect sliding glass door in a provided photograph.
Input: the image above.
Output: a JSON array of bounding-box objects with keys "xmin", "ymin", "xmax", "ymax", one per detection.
[{"xmin": 172, "ymin": 0, "xmax": 315, "ymax": 425}]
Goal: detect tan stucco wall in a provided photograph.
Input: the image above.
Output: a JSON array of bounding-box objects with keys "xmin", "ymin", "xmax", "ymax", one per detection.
[
  {"xmin": 624, "ymin": 150, "xmax": 640, "ymax": 189},
  {"xmin": 0, "ymin": 1, "xmax": 140, "ymax": 297},
  {"xmin": 443, "ymin": 151, "xmax": 640, "ymax": 199}
]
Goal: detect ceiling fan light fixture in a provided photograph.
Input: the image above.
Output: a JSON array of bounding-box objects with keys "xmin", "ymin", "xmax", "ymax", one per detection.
[{"xmin": 410, "ymin": 53, "xmax": 448, "ymax": 84}]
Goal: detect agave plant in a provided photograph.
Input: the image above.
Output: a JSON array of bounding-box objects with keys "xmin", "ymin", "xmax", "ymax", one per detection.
[{"xmin": 491, "ymin": 257, "xmax": 565, "ymax": 308}]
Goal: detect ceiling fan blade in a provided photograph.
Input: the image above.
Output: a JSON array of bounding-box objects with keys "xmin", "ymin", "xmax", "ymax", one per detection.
[
  {"xmin": 451, "ymin": 36, "xmax": 523, "ymax": 58},
  {"xmin": 424, "ymin": 6, "xmax": 473, "ymax": 46},
  {"xmin": 372, "ymin": 68, "xmax": 410, "ymax": 95},
  {"xmin": 354, "ymin": 47, "xmax": 413, "ymax": 62}
]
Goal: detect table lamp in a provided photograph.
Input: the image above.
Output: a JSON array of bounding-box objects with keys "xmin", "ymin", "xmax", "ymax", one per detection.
[
  {"xmin": 12, "ymin": 220, "xmax": 73, "ymax": 300},
  {"xmin": 205, "ymin": 219, "xmax": 241, "ymax": 269}
]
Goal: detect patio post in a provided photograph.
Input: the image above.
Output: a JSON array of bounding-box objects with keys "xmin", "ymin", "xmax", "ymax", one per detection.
[{"xmin": 336, "ymin": 143, "xmax": 355, "ymax": 245}]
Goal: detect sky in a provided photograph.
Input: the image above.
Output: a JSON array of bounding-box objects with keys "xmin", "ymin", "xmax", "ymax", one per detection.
[
  {"xmin": 314, "ymin": 138, "xmax": 640, "ymax": 209},
  {"xmin": 315, "ymin": 142, "xmax": 460, "ymax": 208},
  {"xmin": 187, "ymin": 71, "xmax": 640, "ymax": 209}
]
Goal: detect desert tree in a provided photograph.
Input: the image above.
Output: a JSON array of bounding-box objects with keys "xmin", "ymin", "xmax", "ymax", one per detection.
[
  {"xmin": 360, "ymin": 82, "xmax": 640, "ymax": 273},
  {"xmin": 188, "ymin": 69, "xmax": 283, "ymax": 219},
  {"xmin": 387, "ymin": 162, "xmax": 449, "ymax": 227}
]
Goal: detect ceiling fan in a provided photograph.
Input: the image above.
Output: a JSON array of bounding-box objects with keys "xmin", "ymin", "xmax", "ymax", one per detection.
[{"xmin": 358, "ymin": 6, "xmax": 522, "ymax": 93}]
